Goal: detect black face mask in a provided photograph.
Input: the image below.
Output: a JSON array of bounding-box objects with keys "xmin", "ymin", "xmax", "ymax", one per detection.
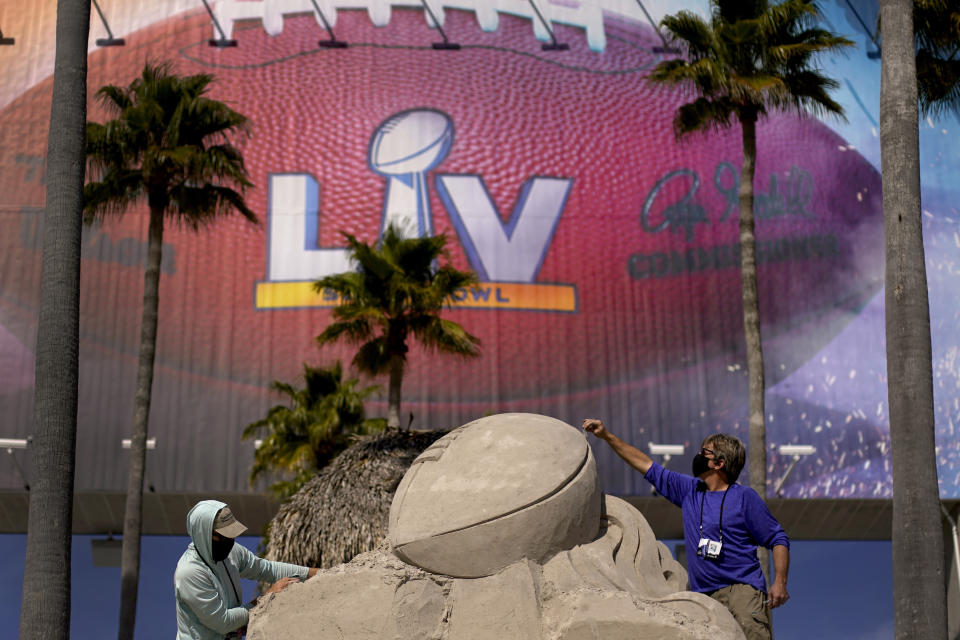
[
  {"xmin": 692, "ymin": 453, "xmax": 712, "ymax": 478},
  {"xmin": 211, "ymin": 536, "xmax": 235, "ymax": 562}
]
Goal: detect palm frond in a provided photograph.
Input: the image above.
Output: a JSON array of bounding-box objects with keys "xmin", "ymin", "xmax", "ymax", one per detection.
[
  {"xmin": 272, "ymin": 380, "xmax": 301, "ymax": 398},
  {"xmin": 412, "ymin": 317, "xmax": 481, "ymax": 357},
  {"xmin": 347, "ymin": 232, "xmax": 395, "ymax": 282},
  {"xmin": 431, "ymin": 265, "xmax": 479, "ymax": 298},
  {"xmin": 716, "ymin": 0, "xmax": 767, "ymax": 23},
  {"xmin": 918, "ymin": 52, "xmax": 960, "ymax": 118},
  {"xmin": 660, "ymin": 11, "xmax": 718, "ymax": 60},
  {"xmin": 352, "ymin": 337, "xmax": 392, "ymax": 375},
  {"xmin": 913, "ymin": 0, "xmax": 960, "ymax": 118},
  {"xmin": 82, "ymin": 169, "xmax": 146, "ymax": 223},
  {"xmin": 720, "ymin": 18, "xmax": 763, "ymax": 50},
  {"xmin": 316, "ymin": 314, "xmax": 376, "ymax": 347},
  {"xmin": 168, "ymin": 184, "xmax": 258, "ymax": 228},
  {"xmin": 95, "ymin": 83, "xmax": 133, "ymax": 114},
  {"xmin": 313, "ymin": 271, "xmax": 363, "ymax": 299},
  {"xmin": 775, "ymin": 70, "xmax": 844, "ymax": 118},
  {"xmin": 760, "ymin": 0, "xmax": 818, "ymax": 35},
  {"xmin": 673, "ymin": 96, "xmax": 738, "ymax": 136}
]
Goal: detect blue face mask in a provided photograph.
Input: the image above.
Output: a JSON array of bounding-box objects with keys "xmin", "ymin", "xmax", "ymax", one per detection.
[{"xmin": 211, "ymin": 536, "xmax": 235, "ymax": 562}]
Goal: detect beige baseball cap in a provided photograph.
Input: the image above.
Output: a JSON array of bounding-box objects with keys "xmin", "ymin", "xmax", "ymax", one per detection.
[{"xmin": 213, "ymin": 506, "xmax": 248, "ymax": 538}]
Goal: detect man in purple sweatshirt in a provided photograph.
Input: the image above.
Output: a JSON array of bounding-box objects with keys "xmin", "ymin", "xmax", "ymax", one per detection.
[{"xmin": 582, "ymin": 419, "xmax": 789, "ymax": 640}]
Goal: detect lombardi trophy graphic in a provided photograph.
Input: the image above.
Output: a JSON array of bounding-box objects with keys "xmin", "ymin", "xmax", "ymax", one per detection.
[{"xmin": 368, "ymin": 108, "xmax": 454, "ymax": 239}]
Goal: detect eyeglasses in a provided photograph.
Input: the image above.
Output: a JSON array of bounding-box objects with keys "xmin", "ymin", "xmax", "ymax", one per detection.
[{"xmin": 700, "ymin": 447, "xmax": 717, "ymax": 458}]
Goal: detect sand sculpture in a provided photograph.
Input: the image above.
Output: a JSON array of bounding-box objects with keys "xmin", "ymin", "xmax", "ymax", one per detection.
[{"xmin": 247, "ymin": 413, "xmax": 745, "ymax": 639}]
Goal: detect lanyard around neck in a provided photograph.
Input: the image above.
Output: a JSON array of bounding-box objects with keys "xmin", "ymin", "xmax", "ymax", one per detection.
[
  {"xmin": 199, "ymin": 549, "xmax": 242, "ymax": 605},
  {"xmin": 698, "ymin": 484, "xmax": 732, "ymax": 542}
]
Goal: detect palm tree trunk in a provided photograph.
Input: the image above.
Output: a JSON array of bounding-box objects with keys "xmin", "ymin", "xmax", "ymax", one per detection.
[
  {"xmin": 879, "ymin": 1, "xmax": 947, "ymax": 637},
  {"xmin": 18, "ymin": 2, "xmax": 91, "ymax": 639},
  {"xmin": 117, "ymin": 207, "xmax": 165, "ymax": 640},
  {"xmin": 387, "ymin": 353, "xmax": 403, "ymax": 429},
  {"xmin": 738, "ymin": 111, "xmax": 770, "ymax": 587}
]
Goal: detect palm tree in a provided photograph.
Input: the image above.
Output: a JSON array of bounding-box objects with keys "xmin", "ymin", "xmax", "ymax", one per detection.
[
  {"xmin": 879, "ymin": 1, "xmax": 949, "ymax": 637},
  {"xmin": 18, "ymin": 2, "xmax": 91, "ymax": 639},
  {"xmin": 83, "ymin": 63, "xmax": 258, "ymax": 640},
  {"xmin": 243, "ymin": 361, "xmax": 386, "ymax": 500},
  {"xmin": 313, "ymin": 225, "xmax": 480, "ymax": 429},
  {"xmin": 648, "ymin": 0, "xmax": 852, "ymax": 531}
]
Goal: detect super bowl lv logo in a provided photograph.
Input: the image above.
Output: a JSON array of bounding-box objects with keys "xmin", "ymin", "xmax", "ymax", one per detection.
[{"xmin": 255, "ymin": 108, "xmax": 577, "ymax": 313}]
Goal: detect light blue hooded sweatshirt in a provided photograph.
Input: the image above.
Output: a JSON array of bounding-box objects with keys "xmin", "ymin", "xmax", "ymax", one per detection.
[{"xmin": 174, "ymin": 500, "xmax": 309, "ymax": 639}]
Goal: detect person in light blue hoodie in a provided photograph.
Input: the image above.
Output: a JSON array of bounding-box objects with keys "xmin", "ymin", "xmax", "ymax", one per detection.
[{"xmin": 175, "ymin": 500, "xmax": 318, "ymax": 639}]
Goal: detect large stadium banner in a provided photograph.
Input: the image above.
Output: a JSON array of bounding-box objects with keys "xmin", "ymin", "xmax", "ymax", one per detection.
[{"xmin": 0, "ymin": 0, "xmax": 956, "ymax": 499}]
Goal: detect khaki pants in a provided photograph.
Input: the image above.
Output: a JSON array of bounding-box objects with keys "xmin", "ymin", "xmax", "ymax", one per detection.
[{"xmin": 709, "ymin": 583, "xmax": 771, "ymax": 640}]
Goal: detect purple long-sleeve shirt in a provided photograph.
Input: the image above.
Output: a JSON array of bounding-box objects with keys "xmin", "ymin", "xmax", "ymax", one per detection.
[{"xmin": 644, "ymin": 461, "xmax": 789, "ymax": 593}]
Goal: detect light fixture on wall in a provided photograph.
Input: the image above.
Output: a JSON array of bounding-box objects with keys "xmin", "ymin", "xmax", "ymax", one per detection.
[
  {"xmin": 774, "ymin": 444, "xmax": 816, "ymax": 497},
  {"xmin": 1, "ymin": 437, "xmax": 31, "ymax": 489},
  {"xmin": 308, "ymin": 0, "xmax": 348, "ymax": 48},
  {"xmin": 525, "ymin": 0, "xmax": 568, "ymax": 51},
  {"xmin": 419, "ymin": 0, "xmax": 460, "ymax": 50},
  {"xmin": 648, "ymin": 443, "xmax": 684, "ymax": 467},
  {"xmin": 92, "ymin": 0, "xmax": 125, "ymax": 46},
  {"xmin": 841, "ymin": 0, "xmax": 881, "ymax": 59},
  {"xmin": 634, "ymin": 0, "xmax": 680, "ymax": 55},
  {"xmin": 91, "ymin": 535, "xmax": 123, "ymax": 567},
  {"xmin": 648, "ymin": 443, "xmax": 684, "ymax": 495},
  {"xmin": 121, "ymin": 437, "xmax": 157, "ymax": 491},
  {"xmin": 121, "ymin": 437, "xmax": 156, "ymax": 450},
  {"xmin": 201, "ymin": 0, "xmax": 238, "ymax": 47}
]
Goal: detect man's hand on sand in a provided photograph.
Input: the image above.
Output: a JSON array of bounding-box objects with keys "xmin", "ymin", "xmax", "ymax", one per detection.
[
  {"xmin": 266, "ymin": 577, "xmax": 299, "ymax": 595},
  {"xmin": 582, "ymin": 419, "xmax": 609, "ymax": 440}
]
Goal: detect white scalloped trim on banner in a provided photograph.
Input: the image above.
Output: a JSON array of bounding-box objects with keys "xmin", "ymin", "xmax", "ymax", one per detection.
[
  {"xmin": 0, "ymin": 0, "xmax": 703, "ymax": 111},
  {"xmin": 209, "ymin": 0, "xmax": 665, "ymax": 52}
]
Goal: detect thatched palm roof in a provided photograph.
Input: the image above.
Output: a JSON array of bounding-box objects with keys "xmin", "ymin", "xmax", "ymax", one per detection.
[{"xmin": 263, "ymin": 427, "xmax": 448, "ymax": 568}]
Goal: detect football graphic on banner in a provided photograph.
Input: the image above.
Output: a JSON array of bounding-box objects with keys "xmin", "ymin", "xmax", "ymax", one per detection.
[{"xmin": 0, "ymin": 4, "xmax": 883, "ymax": 426}]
